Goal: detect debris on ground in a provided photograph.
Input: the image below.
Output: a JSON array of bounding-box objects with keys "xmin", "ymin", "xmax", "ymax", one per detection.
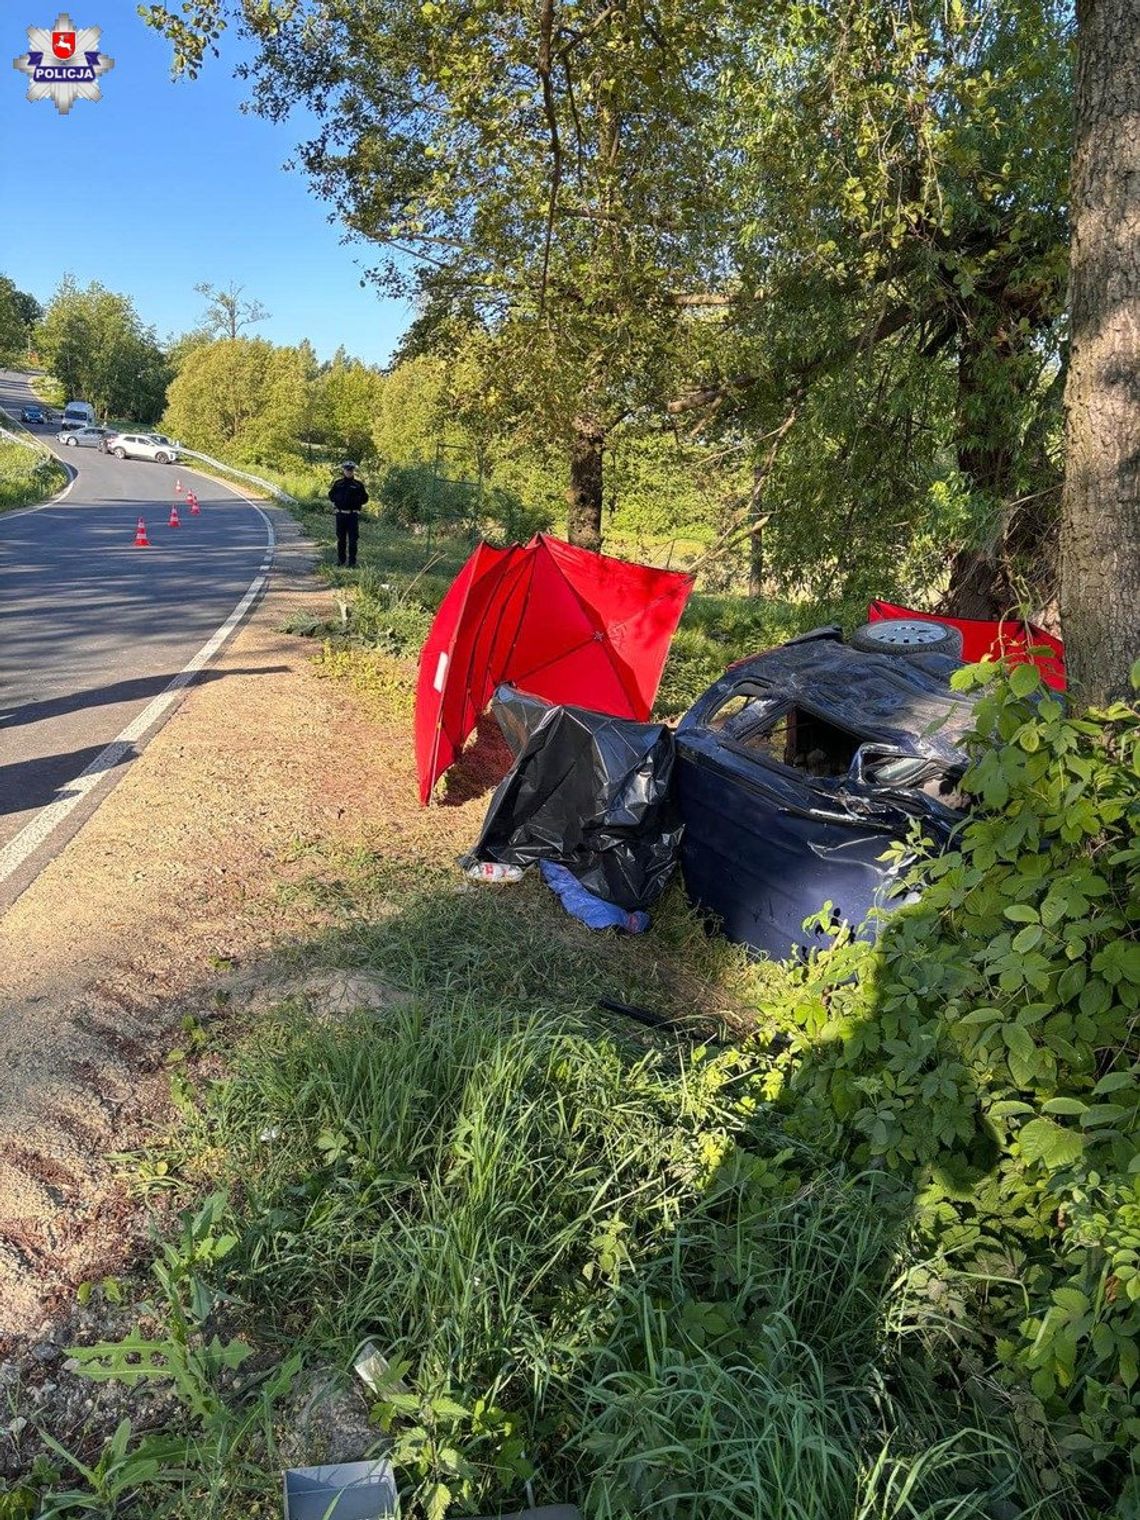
[{"xmin": 461, "ymin": 685, "xmax": 680, "ymax": 913}]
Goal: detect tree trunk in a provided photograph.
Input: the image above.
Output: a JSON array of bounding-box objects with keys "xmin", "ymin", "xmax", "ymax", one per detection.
[
  {"xmin": 1060, "ymin": 0, "xmax": 1140, "ymax": 704},
  {"xmin": 749, "ymin": 521, "xmax": 764, "ymax": 598},
  {"xmin": 567, "ymin": 420, "xmax": 604, "ymax": 551},
  {"xmin": 944, "ymin": 323, "xmax": 1020, "ymax": 619}
]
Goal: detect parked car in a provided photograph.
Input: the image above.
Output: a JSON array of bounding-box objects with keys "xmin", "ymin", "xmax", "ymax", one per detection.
[
  {"xmin": 106, "ymin": 432, "xmax": 180, "ymax": 464},
  {"xmin": 146, "ymin": 434, "xmax": 182, "ymax": 451},
  {"xmin": 20, "ymin": 405, "xmax": 46, "ymax": 424},
  {"xmin": 673, "ymin": 623, "xmax": 977, "ymax": 960},
  {"xmin": 57, "ymin": 426, "xmax": 112, "ymax": 449}
]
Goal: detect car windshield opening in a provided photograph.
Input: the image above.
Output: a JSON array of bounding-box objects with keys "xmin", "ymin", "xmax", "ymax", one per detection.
[{"xmin": 710, "ymin": 696, "xmax": 864, "ymax": 777}]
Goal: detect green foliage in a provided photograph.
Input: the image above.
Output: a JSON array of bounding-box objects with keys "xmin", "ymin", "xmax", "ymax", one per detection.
[
  {"xmin": 372, "ymin": 356, "xmax": 463, "ymax": 468},
  {"xmin": 55, "ymin": 981, "xmax": 1063, "ymax": 1518},
  {"xmin": 375, "ymin": 461, "xmax": 553, "ymax": 545},
  {"xmin": 34, "ymin": 277, "xmax": 170, "ymax": 424},
  {"xmin": 690, "ymin": 0, "xmax": 1071, "ymax": 605},
  {"xmin": 760, "ymin": 665, "xmax": 1140, "ymax": 1492},
  {"xmin": 162, "ymin": 337, "xmax": 312, "ymax": 463},
  {"xmin": 0, "ymin": 274, "xmax": 40, "ymax": 366},
  {"xmin": 317, "ymin": 350, "xmax": 384, "ymax": 463},
  {"xmin": 341, "ymin": 575, "xmax": 434, "ymax": 656},
  {"xmin": 0, "ymin": 442, "xmax": 68, "ymax": 512},
  {"xmin": 376, "ymin": 463, "xmax": 474, "ymax": 532}
]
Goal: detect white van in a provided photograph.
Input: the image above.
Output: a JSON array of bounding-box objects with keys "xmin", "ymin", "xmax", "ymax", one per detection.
[{"xmin": 61, "ymin": 400, "xmax": 96, "ymax": 430}]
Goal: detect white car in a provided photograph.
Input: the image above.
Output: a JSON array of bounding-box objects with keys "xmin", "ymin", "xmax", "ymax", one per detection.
[{"xmin": 107, "ymin": 432, "xmax": 180, "ymax": 464}]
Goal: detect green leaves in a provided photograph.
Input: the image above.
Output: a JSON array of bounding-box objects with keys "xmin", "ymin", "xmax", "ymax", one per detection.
[
  {"xmin": 769, "ymin": 665, "xmax": 1139, "ymax": 1477},
  {"xmin": 1003, "ymin": 1022, "xmax": 1040, "ymax": 1087},
  {"xmin": 1018, "ymin": 1117, "xmax": 1084, "ymax": 1168}
]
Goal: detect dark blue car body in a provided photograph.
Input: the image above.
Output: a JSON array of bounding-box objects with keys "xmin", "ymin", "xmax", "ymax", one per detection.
[{"xmin": 674, "ymin": 628, "xmax": 977, "ymax": 959}]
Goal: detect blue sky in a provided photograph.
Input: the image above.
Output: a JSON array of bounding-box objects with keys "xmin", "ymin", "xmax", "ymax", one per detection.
[{"xmin": 1, "ymin": 0, "xmax": 412, "ymax": 365}]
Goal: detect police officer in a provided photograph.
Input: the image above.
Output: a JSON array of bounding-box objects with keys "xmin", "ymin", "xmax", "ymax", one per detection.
[{"xmin": 328, "ymin": 460, "xmax": 369, "ymax": 569}]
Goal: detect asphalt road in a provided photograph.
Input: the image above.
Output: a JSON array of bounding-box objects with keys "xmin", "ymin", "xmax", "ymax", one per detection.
[{"xmin": 0, "ymin": 370, "xmax": 276, "ymax": 911}]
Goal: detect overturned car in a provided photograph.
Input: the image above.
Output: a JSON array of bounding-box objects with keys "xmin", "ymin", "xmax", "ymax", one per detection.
[
  {"xmin": 674, "ymin": 623, "xmax": 978, "ymax": 959},
  {"xmin": 461, "ymin": 618, "xmax": 984, "ymax": 961}
]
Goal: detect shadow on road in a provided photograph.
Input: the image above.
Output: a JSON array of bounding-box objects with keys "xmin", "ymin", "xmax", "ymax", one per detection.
[
  {"xmin": 0, "ymin": 744, "xmax": 132, "ymax": 817},
  {"xmin": 1, "ymin": 666, "xmax": 291, "ymax": 732}
]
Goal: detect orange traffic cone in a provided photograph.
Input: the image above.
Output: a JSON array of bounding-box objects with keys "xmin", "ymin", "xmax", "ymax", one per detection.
[
  {"xmin": 175, "ymin": 477, "xmax": 183, "ymax": 493},
  {"xmin": 134, "ymin": 517, "xmax": 151, "ymax": 547},
  {"xmin": 189, "ymin": 495, "xmax": 200, "ymax": 516},
  {"xmin": 169, "ymin": 504, "xmax": 180, "ymax": 528}
]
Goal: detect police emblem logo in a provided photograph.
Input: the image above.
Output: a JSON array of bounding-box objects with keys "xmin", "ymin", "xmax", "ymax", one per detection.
[{"xmin": 13, "ymin": 12, "xmax": 113, "ymax": 114}]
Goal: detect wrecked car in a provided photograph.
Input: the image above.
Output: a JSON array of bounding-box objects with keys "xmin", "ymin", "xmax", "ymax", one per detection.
[{"xmin": 674, "ymin": 624, "xmax": 979, "ymax": 959}]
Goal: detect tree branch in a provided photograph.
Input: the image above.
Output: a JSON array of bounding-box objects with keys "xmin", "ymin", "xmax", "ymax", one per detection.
[{"xmin": 537, "ymin": 0, "xmax": 563, "ymax": 317}]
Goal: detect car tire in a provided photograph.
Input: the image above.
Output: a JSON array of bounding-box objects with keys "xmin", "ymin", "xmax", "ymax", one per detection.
[
  {"xmin": 66, "ymin": 436, "xmax": 76, "ymax": 446},
  {"xmin": 155, "ymin": 452, "xmax": 169, "ymax": 465},
  {"xmin": 849, "ymin": 619, "xmax": 964, "ymax": 660},
  {"xmin": 114, "ymin": 447, "xmax": 126, "ymax": 460}
]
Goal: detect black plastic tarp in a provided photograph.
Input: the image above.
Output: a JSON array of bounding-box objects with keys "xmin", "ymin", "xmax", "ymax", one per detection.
[{"xmin": 460, "ymin": 685, "xmax": 682, "ymax": 910}]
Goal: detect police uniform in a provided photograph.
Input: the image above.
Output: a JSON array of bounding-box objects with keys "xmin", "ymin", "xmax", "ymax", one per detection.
[{"xmin": 328, "ymin": 462, "xmax": 369, "ymax": 568}]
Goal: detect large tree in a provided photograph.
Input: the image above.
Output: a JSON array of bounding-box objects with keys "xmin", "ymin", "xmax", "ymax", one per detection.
[
  {"xmin": 142, "ymin": 0, "xmax": 734, "ymax": 550},
  {"xmin": 163, "ymin": 336, "xmax": 312, "ymax": 461},
  {"xmin": 675, "ymin": 0, "xmax": 1072, "ymax": 610},
  {"xmin": 34, "ymin": 278, "xmax": 170, "ymax": 422},
  {"xmin": 1059, "ymin": 0, "xmax": 1140, "ymax": 704},
  {"xmin": 0, "ymin": 276, "xmax": 41, "ymax": 366}
]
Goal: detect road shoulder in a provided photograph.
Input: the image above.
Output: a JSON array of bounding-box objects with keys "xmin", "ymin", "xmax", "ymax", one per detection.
[{"xmin": 0, "ymin": 518, "xmax": 400, "ymax": 1336}]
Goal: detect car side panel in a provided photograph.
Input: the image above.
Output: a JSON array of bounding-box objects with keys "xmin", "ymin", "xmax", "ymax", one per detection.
[{"xmin": 674, "ymin": 744, "xmax": 908, "ymax": 959}]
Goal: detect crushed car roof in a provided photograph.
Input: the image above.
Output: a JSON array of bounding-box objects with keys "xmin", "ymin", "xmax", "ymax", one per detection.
[{"xmin": 679, "ymin": 627, "xmax": 977, "ymax": 769}]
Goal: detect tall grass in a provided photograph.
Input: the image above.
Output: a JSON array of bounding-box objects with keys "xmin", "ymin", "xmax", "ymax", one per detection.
[{"xmin": 156, "ymin": 991, "xmax": 1065, "ymax": 1519}]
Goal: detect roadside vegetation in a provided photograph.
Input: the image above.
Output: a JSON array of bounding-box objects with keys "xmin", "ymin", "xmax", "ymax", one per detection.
[
  {"xmin": 0, "ymin": 438, "xmax": 68, "ymax": 512},
  {"xmin": 4, "ymin": 498, "xmax": 1135, "ymax": 1516}
]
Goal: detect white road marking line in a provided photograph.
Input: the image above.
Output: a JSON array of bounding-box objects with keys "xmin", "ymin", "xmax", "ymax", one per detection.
[{"xmin": 0, "ymin": 493, "xmax": 276, "ymax": 887}]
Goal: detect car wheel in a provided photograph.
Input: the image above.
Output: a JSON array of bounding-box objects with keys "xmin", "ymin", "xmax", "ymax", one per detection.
[
  {"xmin": 155, "ymin": 452, "xmax": 169, "ymax": 465},
  {"xmin": 66, "ymin": 436, "xmax": 77, "ymax": 446},
  {"xmin": 114, "ymin": 446, "xmax": 126, "ymax": 460},
  {"xmin": 849, "ymin": 619, "xmax": 964, "ymax": 660}
]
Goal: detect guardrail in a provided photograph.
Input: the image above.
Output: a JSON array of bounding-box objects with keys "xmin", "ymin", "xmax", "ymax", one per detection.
[
  {"xmin": 0, "ymin": 413, "xmax": 56, "ymax": 458},
  {"xmin": 180, "ymin": 450, "xmax": 298, "ymax": 504}
]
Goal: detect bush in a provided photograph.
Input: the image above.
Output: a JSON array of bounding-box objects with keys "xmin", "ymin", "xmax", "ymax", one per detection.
[
  {"xmin": 376, "ymin": 464, "xmax": 554, "ymax": 545},
  {"xmin": 377, "ymin": 463, "xmax": 475, "ymax": 530},
  {"xmin": 484, "ymin": 485, "xmax": 554, "ymax": 544},
  {"xmin": 762, "ymin": 661, "xmax": 1140, "ymax": 1506}
]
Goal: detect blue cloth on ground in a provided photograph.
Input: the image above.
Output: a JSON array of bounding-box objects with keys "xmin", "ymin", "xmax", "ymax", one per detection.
[{"xmin": 539, "ymin": 861, "xmax": 651, "ymax": 933}]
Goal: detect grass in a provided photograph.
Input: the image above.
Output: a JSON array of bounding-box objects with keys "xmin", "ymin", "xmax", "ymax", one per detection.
[
  {"xmin": 0, "ymin": 438, "xmax": 68, "ymax": 511},
  {"xmin": 1, "ymin": 490, "xmax": 1083, "ymax": 1517},
  {"xmin": 8, "ymin": 847, "xmax": 1078, "ymax": 1518}
]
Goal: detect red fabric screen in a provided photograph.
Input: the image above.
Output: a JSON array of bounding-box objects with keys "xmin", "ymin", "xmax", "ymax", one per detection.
[
  {"xmin": 415, "ymin": 534, "xmax": 693, "ymax": 803},
  {"xmin": 868, "ymin": 599, "xmax": 1066, "ymax": 691}
]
